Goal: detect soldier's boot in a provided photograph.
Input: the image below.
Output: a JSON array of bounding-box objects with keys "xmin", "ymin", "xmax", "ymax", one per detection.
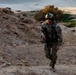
[
  {"xmin": 46, "ymin": 54, "xmax": 50, "ymax": 59},
  {"xmin": 50, "ymin": 60, "xmax": 56, "ymax": 72},
  {"xmin": 51, "ymin": 68, "xmax": 56, "ymax": 72},
  {"xmin": 49, "ymin": 57, "xmax": 52, "ymax": 66},
  {"xmin": 51, "ymin": 63, "xmax": 56, "ymax": 72},
  {"xmin": 52, "ymin": 63, "xmax": 55, "ymax": 69},
  {"xmin": 49, "ymin": 61, "xmax": 52, "ymax": 67},
  {"xmin": 50, "ymin": 54, "xmax": 57, "ymax": 71}
]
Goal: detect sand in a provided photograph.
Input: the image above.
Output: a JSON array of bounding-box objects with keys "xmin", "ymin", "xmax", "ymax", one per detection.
[{"xmin": 59, "ymin": 7, "xmax": 76, "ymax": 14}]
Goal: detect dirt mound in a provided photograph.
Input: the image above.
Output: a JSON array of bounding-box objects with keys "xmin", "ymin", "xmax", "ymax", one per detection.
[
  {"xmin": 0, "ymin": 7, "xmax": 14, "ymax": 15},
  {"xmin": 0, "ymin": 8, "xmax": 41, "ymax": 47}
]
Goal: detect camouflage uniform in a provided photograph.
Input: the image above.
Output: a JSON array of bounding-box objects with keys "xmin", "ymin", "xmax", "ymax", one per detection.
[{"xmin": 41, "ymin": 21, "xmax": 63, "ymax": 68}]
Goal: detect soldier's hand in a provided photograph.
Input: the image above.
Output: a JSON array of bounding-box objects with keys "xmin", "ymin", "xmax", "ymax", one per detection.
[
  {"xmin": 41, "ymin": 33, "xmax": 46, "ymax": 40},
  {"xmin": 56, "ymin": 45, "xmax": 60, "ymax": 51}
]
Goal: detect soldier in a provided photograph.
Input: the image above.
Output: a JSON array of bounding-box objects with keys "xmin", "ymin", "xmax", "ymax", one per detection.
[{"xmin": 41, "ymin": 13, "xmax": 63, "ymax": 71}]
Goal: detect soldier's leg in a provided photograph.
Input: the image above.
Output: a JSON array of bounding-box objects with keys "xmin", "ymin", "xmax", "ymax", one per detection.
[
  {"xmin": 51, "ymin": 45, "xmax": 57, "ymax": 69},
  {"xmin": 44, "ymin": 43, "xmax": 51, "ymax": 59}
]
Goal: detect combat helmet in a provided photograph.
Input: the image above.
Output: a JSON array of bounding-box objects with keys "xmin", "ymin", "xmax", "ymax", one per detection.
[{"xmin": 45, "ymin": 13, "xmax": 54, "ymax": 21}]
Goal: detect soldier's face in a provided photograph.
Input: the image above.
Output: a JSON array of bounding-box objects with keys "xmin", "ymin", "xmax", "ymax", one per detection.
[{"xmin": 47, "ymin": 19, "xmax": 52, "ymax": 25}]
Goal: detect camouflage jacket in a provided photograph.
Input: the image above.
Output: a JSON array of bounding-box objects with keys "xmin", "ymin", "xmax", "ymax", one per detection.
[{"xmin": 41, "ymin": 21, "xmax": 63, "ymax": 45}]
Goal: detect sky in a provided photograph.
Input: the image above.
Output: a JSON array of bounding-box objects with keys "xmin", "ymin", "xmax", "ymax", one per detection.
[
  {"xmin": 0, "ymin": 0, "xmax": 42, "ymax": 4},
  {"xmin": 0, "ymin": 0, "xmax": 76, "ymax": 11},
  {"xmin": 0, "ymin": 0, "xmax": 75, "ymax": 5}
]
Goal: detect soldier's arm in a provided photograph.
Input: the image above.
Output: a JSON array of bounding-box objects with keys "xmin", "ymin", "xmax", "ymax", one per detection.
[
  {"xmin": 40, "ymin": 23, "xmax": 47, "ymax": 41},
  {"xmin": 41, "ymin": 23, "xmax": 47, "ymax": 35},
  {"xmin": 56, "ymin": 25, "xmax": 63, "ymax": 45}
]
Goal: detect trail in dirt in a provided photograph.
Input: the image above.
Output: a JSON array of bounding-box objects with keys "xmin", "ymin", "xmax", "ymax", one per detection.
[{"xmin": 0, "ymin": 65, "xmax": 76, "ymax": 75}]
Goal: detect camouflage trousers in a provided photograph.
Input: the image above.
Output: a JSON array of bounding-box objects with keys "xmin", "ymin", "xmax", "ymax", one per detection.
[{"xmin": 44, "ymin": 43, "xmax": 58, "ymax": 68}]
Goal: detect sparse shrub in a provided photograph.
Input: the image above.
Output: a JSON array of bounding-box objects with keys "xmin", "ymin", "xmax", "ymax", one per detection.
[
  {"xmin": 41, "ymin": 5, "xmax": 55, "ymax": 14},
  {"xmin": 21, "ymin": 12, "xmax": 27, "ymax": 16},
  {"xmin": 67, "ymin": 22, "xmax": 76, "ymax": 27},
  {"xmin": 61, "ymin": 14, "xmax": 71, "ymax": 22},
  {"xmin": 34, "ymin": 5, "xmax": 63, "ymax": 22},
  {"xmin": 34, "ymin": 12, "xmax": 44, "ymax": 21}
]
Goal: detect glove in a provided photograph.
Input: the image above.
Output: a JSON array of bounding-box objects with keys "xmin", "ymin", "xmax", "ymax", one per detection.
[
  {"xmin": 41, "ymin": 33, "xmax": 46, "ymax": 43},
  {"xmin": 41, "ymin": 33, "xmax": 46, "ymax": 40},
  {"xmin": 58, "ymin": 43, "xmax": 62, "ymax": 46},
  {"xmin": 56, "ymin": 45, "xmax": 60, "ymax": 51}
]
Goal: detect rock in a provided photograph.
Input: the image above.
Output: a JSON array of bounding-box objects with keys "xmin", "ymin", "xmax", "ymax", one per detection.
[
  {"xmin": 16, "ymin": 63, "xmax": 24, "ymax": 66},
  {"xmin": 71, "ymin": 19, "xmax": 76, "ymax": 22},
  {"xmin": 0, "ymin": 7, "xmax": 14, "ymax": 14},
  {"xmin": 71, "ymin": 29, "xmax": 75, "ymax": 32},
  {"xmin": 16, "ymin": 10, "xmax": 21, "ymax": 12},
  {"xmin": 0, "ymin": 56, "xmax": 5, "ymax": 63},
  {"xmin": 0, "ymin": 13, "xmax": 2, "ymax": 16},
  {"xmin": 2, "ymin": 16, "xmax": 8, "ymax": 20},
  {"xmin": 1, "ymin": 62, "xmax": 11, "ymax": 68},
  {"xmin": 3, "ymin": 7, "xmax": 14, "ymax": 14}
]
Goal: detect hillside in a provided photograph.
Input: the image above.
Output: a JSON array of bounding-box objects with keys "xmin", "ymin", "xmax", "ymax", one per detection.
[
  {"xmin": 0, "ymin": 8, "xmax": 41, "ymax": 46},
  {"xmin": 0, "ymin": 8, "xmax": 76, "ymax": 75}
]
